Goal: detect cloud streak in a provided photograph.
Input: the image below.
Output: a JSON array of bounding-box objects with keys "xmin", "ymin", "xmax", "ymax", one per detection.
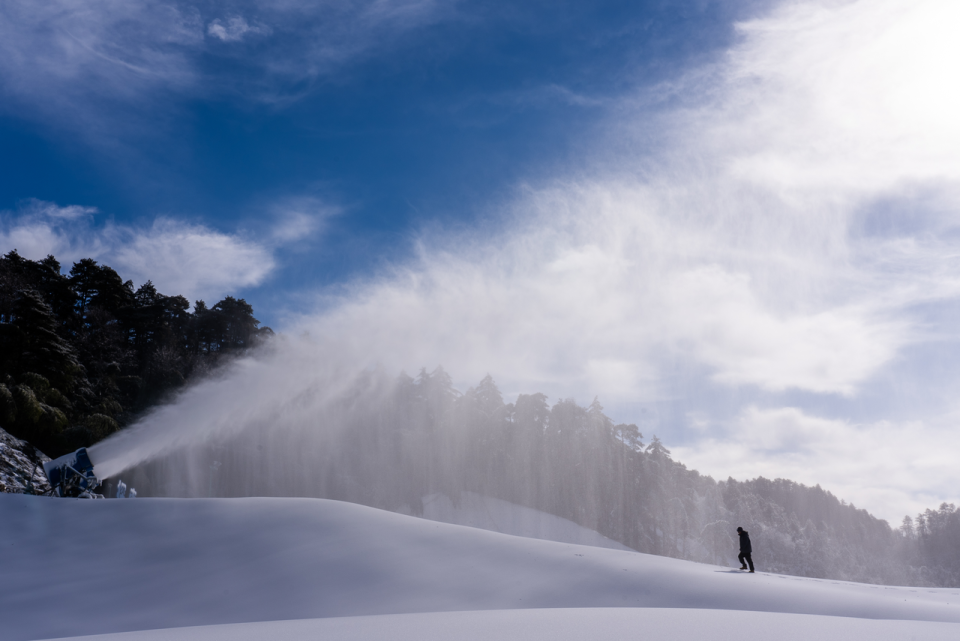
[
  {"xmin": 0, "ymin": 0, "xmax": 451, "ymax": 137},
  {"xmin": 207, "ymin": 16, "xmax": 270, "ymax": 43}
]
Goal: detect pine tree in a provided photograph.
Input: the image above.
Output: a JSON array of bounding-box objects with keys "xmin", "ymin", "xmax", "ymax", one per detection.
[
  {"xmin": 4, "ymin": 290, "xmax": 85, "ymax": 395},
  {"xmin": 69, "ymin": 258, "xmax": 133, "ymax": 320},
  {"xmin": 211, "ymin": 296, "xmax": 262, "ymax": 349},
  {"xmin": 1, "ymin": 252, "xmax": 272, "ymax": 457},
  {"xmin": 0, "ymin": 290, "xmax": 86, "ymax": 451}
]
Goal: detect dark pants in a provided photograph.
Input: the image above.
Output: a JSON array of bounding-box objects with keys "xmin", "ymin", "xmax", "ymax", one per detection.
[{"xmin": 739, "ymin": 552, "xmax": 754, "ymax": 571}]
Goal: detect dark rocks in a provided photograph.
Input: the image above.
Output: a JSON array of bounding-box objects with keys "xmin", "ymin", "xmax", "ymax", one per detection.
[{"xmin": 0, "ymin": 426, "xmax": 51, "ymax": 495}]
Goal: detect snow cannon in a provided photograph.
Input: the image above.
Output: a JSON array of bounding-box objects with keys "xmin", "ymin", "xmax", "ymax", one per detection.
[{"xmin": 43, "ymin": 448, "xmax": 103, "ymax": 498}]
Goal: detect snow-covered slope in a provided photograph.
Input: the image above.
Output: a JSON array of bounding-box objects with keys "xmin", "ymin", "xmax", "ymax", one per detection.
[
  {"xmin": 49, "ymin": 609, "xmax": 960, "ymax": 641},
  {"xmin": 2, "ymin": 494, "xmax": 959, "ymax": 641},
  {"xmin": 419, "ymin": 491, "xmax": 631, "ymax": 551}
]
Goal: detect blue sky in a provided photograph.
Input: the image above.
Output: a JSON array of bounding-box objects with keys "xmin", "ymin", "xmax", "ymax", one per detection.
[
  {"xmin": 1, "ymin": 0, "xmax": 753, "ymax": 311},
  {"xmin": 4, "ymin": 0, "xmax": 960, "ymax": 522}
]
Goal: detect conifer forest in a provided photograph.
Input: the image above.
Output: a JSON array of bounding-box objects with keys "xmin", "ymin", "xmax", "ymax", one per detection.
[{"xmin": 0, "ymin": 250, "xmax": 270, "ymax": 457}]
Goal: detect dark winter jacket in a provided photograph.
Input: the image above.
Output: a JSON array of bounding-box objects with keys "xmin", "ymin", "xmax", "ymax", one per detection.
[{"xmin": 738, "ymin": 530, "xmax": 752, "ymax": 554}]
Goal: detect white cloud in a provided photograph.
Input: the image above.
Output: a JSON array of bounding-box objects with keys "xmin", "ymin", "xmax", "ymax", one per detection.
[
  {"xmin": 109, "ymin": 219, "xmax": 275, "ymax": 305},
  {"xmin": 268, "ymin": 197, "xmax": 339, "ymax": 245},
  {"xmin": 1, "ymin": 201, "xmax": 275, "ymax": 304},
  {"xmin": 30, "ymin": 200, "xmax": 99, "ymax": 221},
  {"xmin": 207, "ymin": 17, "xmax": 270, "ymax": 43},
  {"xmin": 661, "ymin": 266, "xmax": 905, "ymax": 394},
  {"xmin": 673, "ymin": 405, "xmax": 960, "ymax": 524},
  {"xmin": 288, "ymin": 171, "xmax": 919, "ymax": 399},
  {"xmin": 717, "ymin": 0, "xmax": 960, "ymax": 197}
]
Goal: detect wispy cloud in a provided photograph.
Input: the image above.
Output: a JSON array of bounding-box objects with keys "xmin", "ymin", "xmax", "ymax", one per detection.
[
  {"xmin": 207, "ymin": 16, "xmax": 270, "ymax": 43},
  {"xmin": 0, "ymin": 1, "xmax": 203, "ymax": 105},
  {"xmin": 491, "ymin": 84, "xmax": 607, "ymax": 110},
  {"xmin": 720, "ymin": 0, "xmax": 960, "ymax": 196},
  {"xmin": 0, "ymin": 0, "xmax": 451, "ymax": 137},
  {"xmin": 267, "ymin": 197, "xmax": 339, "ymax": 246}
]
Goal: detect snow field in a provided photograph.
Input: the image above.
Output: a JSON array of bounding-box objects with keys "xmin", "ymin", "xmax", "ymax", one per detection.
[
  {"xmin": 419, "ymin": 491, "xmax": 631, "ymax": 551},
  {"xmin": 43, "ymin": 609, "xmax": 960, "ymax": 641},
  {"xmin": 2, "ymin": 494, "xmax": 959, "ymax": 640}
]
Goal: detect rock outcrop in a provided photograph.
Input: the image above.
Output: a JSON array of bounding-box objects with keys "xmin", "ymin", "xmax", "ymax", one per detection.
[{"xmin": 0, "ymin": 427, "xmax": 51, "ymax": 494}]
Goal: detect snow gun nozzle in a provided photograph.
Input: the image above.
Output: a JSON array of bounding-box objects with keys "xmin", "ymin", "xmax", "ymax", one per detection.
[{"xmin": 43, "ymin": 448, "xmax": 103, "ymax": 499}]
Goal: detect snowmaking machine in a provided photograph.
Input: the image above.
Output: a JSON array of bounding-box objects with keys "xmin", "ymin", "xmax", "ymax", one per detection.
[{"xmin": 43, "ymin": 448, "xmax": 103, "ymax": 498}]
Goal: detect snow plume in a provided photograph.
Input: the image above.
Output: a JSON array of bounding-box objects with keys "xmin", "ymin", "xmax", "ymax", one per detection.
[
  {"xmin": 88, "ymin": 343, "xmax": 394, "ymax": 483},
  {"xmin": 91, "ymin": 0, "xmax": 960, "ymax": 522}
]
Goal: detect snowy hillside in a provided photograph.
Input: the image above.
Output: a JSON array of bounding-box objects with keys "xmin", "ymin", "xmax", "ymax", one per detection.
[
  {"xmin": 2, "ymin": 494, "xmax": 959, "ymax": 641},
  {"xmin": 419, "ymin": 491, "xmax": 631, "ymax": 551},
  {"xmin": 46, "ymin": 609, "xmax": 960, "ymax": 641}
]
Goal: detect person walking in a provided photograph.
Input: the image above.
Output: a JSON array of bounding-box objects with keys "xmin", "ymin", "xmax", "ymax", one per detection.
[{"xmin": 736, "ymin": 526, "xmax": 755, "ymax": 572}]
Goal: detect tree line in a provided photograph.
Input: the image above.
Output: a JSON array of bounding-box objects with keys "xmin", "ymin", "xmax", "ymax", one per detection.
[
  {"xmin": 0, "ymin": 250, "xmax": 271, "ymax": 458},
  {"xmin": 124, "ymin": 366, "xmax": 960, "ymax": 588},
  {"xmin": 3, "ymin": 249, "xmax": 957, "ymax": 587}
]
